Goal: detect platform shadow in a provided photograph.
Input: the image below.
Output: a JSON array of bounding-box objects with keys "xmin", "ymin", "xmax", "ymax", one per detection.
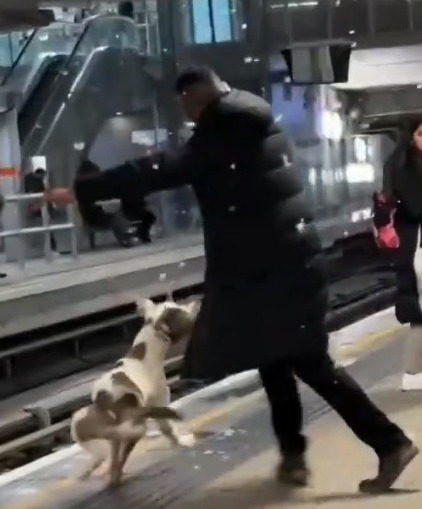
[
  {"xmin": 203, "ymin": 379, "xmax": 262, "ymax": 404},
  {"xmin": 173, "ymin": 479, "xmax": 420, "ymax": 509},
  {"xmin": 371, "ymin": 388, "xmax": 422, "ymax": 415},
  {"xmin": 307, "ymin": 488, "xmax": 420, "ymax": 505}
]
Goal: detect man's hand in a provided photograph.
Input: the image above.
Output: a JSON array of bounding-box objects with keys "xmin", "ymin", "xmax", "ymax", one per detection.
[{"xmin": 43, "ymin": 188, "xmax": 75, "ymax": 207}]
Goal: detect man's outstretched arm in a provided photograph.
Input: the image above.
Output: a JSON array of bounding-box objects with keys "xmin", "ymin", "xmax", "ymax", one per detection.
[{"xmin": 46, "ymin": 146, "xmax": 198, "ymax": 207}]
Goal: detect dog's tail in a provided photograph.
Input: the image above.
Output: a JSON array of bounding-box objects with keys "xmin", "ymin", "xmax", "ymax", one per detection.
[
  {"xmin": 140, "ymin": 406, "xmax": 182, "ymax": 421},
  {"xmin": 100, "ymin": 406, "xmax": 182, "ymax": 441}
]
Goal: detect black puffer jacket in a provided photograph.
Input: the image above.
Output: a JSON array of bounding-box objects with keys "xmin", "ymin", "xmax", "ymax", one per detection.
[{"xmin": 75, "ymin": 89, "xmax": 328, "ymax": 378}]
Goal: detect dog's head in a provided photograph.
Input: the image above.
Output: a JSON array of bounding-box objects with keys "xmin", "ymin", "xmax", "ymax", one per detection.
[{"xmin": 139, "ymin": 298, "xmax": 200, "ymax": 344}]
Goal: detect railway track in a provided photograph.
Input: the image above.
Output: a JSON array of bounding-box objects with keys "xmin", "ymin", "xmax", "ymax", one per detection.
[{"xmin": 0, "ymin": 355, "xmax": 185, "ymax": 473}]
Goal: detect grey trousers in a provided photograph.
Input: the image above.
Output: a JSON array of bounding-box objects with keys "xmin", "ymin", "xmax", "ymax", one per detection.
[{"xmin": 404, "ymin": 325, "xmax": 422, "ymax": 374}]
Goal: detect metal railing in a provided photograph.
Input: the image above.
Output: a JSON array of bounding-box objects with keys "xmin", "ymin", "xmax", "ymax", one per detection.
[{"xmin": 0, "ymin": 193, "xmax": 78, "ymax": 268}]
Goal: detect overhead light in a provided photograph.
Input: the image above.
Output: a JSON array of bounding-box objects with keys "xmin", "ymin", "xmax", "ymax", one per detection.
[
  {"xmin": 345, "ymin": 163, "xmax": 374, "ymax": 183},
  {"xmin": 321, "ymin": 111, "xmax": 343, "ymax": 140},
  {"xmin": 308, "ymin": 167, "xmax": 317, "ymax": 185}
]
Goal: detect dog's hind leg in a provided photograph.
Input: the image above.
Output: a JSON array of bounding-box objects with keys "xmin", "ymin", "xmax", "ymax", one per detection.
[
  {"xmin": 157, "ymin": 419, "xmax": 196, "ymax": 448},
  {"xmin": 157, "ymin": 419, "xmax": 179, "ymax": 446},
  {"xmin": 78, "ymin": 439, "xmax": 110, "ymax": 480},
  {"xmin": 155, "ymin": 388, "xmax": 195, "ymax": 448},
  {"xmin": 79, "ymin": 459, "xmax": 104, "ymax": 481},
  {"xmin": 118, "ymin": 439, "xmax": 138, "ymax": 473},
  {"xmin": 107, "ymin": 440, "xmax": 123, "ymax": 489}
]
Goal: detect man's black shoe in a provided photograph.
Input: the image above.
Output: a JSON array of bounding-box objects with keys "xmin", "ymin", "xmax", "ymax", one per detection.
[
  {"xmin": 277, "ymin": 455, "xmax": 310, "ymax": 487},
  {"xmin": 137, "ymin": 225, "xmax": 152, "ymax": 244},
  {"xmin": 117, "ymin": 234, "xmax": 139, "ymax": 248},
  {"xmin": 359, "ymin": 440, "xmax": 419, "ymax": 493}
]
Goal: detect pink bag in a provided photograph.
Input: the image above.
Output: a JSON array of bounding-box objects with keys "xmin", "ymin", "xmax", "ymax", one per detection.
[
  {"xmin": 376, "ymin": 222, "xmax": 400, "ymax": 249},
  {"xmin": 372, "ymin": 192, "xmax": 400, "ymax": 250}
]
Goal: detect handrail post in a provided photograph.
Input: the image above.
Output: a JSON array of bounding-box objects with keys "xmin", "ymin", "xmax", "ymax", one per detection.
[
  {"xmin": 1, "ymin": 193, "xmax": 79, "ymax": 267},
  {"xmin": 16, "ymin": 225, "xmax": 25, "ymax": 269},
  {"xmin": 67, "ymin": 203, "xmax": 78, "ymax": 259},
  {"xmin": 41, "ymin": 203, "xmax": 52, "ymax": 263}
]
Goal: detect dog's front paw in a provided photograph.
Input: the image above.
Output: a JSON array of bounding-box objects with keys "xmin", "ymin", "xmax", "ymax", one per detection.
[
  {"xmin": 78, "ymin": 471, "xmax": 92, "ymax": 481},
  {"xmin": 93, "ymin": 461, "xmax": 110, "ymax": 478},
  {"xmin": 177, "ymin": 433, "xmax": 196, "ymax": 448},
  {"xmin": 106, "ymin": 470, "xmax": 122, "ymax": 490}
]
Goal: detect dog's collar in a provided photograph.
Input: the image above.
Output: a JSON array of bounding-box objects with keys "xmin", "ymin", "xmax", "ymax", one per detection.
[{"xmin": 144, "ymin": 318, "xmax": 171, "ymax": 342}]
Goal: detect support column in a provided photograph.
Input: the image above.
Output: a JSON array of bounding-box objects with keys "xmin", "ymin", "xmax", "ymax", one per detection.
[{"xmin": 0, "ymin": 107, "xmax": 23, "ymax": 262}]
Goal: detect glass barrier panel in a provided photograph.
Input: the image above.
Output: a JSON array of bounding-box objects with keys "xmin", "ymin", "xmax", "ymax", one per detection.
[
  {"xmin": 268, "ymin": 58, "xmax": 381, "ymax": 238},
  {"xmin": 21, "ymin": 14, "xmax": 202, "ymax": 253},
  {"xmin": 137, "ymin": 10, "xmax": 160, "ymax": 55},
  {"xmin": 0, "ymin": 31, "xmax": 34, "ymax": 77},
  {"xmin": 0, "ymin": 35, "xmax": 14, "ymax": 68}
]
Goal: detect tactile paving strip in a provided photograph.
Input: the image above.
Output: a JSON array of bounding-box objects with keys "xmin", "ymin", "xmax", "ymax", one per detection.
[{"xmin": 23, "ymin": 337, "xmax": 402, "ymax": 509}]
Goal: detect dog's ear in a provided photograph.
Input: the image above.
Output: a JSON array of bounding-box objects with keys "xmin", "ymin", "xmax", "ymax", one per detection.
[{"xmin": 139, "ymin": 298, "xmax": 156, "ymax": 319}]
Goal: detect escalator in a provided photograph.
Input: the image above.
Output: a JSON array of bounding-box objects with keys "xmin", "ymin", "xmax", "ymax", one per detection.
[
  {"xmin": 1, "ymin": 14, "xmax": 161, "ymax": 171},
  {"xmin": 17, "ymin": 54, "xmax": 67, "ymax": 141},
  {"xmin": 0, "ymin": 22, "xmax": 84, "ymax": 144},
  {"xmin": 17, "ymin": 14, "xmax": 162, "ymax": 186}
]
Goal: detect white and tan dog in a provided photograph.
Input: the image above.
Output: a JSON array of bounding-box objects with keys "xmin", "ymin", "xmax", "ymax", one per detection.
[{"xmin": 71, "ymin": 298, "xmax": 199, "ymax": 487}]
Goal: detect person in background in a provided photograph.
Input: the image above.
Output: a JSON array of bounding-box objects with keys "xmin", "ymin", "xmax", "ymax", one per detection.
[
  {"xmin": 24, "ymin": 168, "xmax": 58, "ymax": 253},
  {"xmin": 120, "ymin": 195, "xmax": 156, "ymax": 244},
  {"xmin": 373, "ymin": 121, "xmax": 422, "ymax": 391},
  {"xmin": 44, "ymin": 65, "xmax": 418, "ymax": 493},
  {"xmin": 76, "ymin": 159, "xmax": 139, "ymax": 249},
  {"xmin": 118, "ymin": 1, "xmax": 134, "ymax": 19},
  {"xmin": 0, "ymin": 191, "xmax": 6, "ymax": 278}
]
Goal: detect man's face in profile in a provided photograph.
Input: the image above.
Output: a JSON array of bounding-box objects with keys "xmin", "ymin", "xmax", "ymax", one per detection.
[
  {"xmin": 178, "ymin": 89, "xmax": 198, "ymax": 123},
  {"xmin": 413, "ymin": 123, "xmax": 422, "ymax": 152}
]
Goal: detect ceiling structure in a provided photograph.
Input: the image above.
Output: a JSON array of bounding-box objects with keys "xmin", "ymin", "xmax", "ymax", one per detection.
[{"xmin": 0, "ymin": 0, "xmax": 96, "ymax": 32}]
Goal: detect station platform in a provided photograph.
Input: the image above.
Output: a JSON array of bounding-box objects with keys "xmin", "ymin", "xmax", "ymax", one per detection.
[
  {"xmin": 0, "ymin": 234, "xmax": 204, "ymax": 338},
  {"xmin": 176, "ymin": 369, "xmax": 421, "ymax": 509},
  {"xmin": 0, "ymin": 308, "xmax": 417, "ymax": 509}
]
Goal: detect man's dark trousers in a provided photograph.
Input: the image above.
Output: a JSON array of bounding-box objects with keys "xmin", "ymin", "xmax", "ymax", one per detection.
[{"xmin": 259, "ymin": 351, "xmax": 405, "ymax": 457}]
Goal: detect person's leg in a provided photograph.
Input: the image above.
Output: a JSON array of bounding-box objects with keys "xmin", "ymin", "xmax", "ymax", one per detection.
[
  {"xmin": 137, "ymin": 209, "xmax": 156, "ymax": 244},
  {"xmin": 109, "ymin": 211, "xmax": 138, "ymax": 248},
  {"xmin": 259, "ymin": 360, "xmax": 309, "ymax": 486},
  {"xmin": 402, "ymin": 324, "xmax": 422, "ymax": 390},
  {"xmin": 50, "ymin": 233, "xmax": 57, "ymax": 252},
  {"xmin": 394, "ymin": 219, "xmax": 422, "ymax": 389},
  {"xmin": 294, "ymin": 351, "xmax": 418, "ymax": 492}
]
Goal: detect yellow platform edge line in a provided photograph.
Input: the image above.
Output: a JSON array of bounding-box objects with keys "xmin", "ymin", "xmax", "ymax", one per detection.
[
  {"xmin": 336, "ymin": 324, "xmax": 405, "ymax": 360},
  {"xmin": 3, "ymin": 324, "xmax": 403, "ymax": 509}
]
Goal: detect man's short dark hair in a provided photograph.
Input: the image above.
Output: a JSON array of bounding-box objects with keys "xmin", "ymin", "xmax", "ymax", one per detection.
[{"xmin": 175, "ymin": 65, "xmax": 219, "ymax": 95}]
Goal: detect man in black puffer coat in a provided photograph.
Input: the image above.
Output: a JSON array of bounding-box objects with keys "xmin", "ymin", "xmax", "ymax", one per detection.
[{"xmin": 46, "ymin": 66, "xmax": 417, "ymax": 492}]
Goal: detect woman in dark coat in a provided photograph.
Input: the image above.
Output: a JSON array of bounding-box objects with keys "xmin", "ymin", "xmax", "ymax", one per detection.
[
  {"xmin": 374, "ymin": 121, "xmax": 422, "ymax": 391},
  {"xmin": 46, "ymin": 66, "xmax": 416, "ymax": 492}
]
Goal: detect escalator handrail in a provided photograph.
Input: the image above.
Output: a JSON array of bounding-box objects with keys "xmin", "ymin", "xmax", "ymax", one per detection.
[
  {"xmin": 22, "ymin": 13, "xmax": 140, "ymax": 155},
  {"xmin": 58, "ymin": 13, "xmax": 137, "ymax": 72},
  {"xmin": 1, "ymin": 30, "xmax": 38, "ymax": 86},
  {"xmin": 1, "ymin": 20, "xmax": 84, "ymax": 88}
]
